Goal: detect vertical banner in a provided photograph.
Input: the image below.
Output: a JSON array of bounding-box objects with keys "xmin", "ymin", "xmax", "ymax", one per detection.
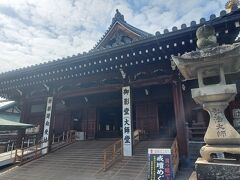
[
  {"xmin": 42, "ymin": 97, "xmax": 53, "ymax": 154},
  {"xmin": 148, "ymin": 149, "xmax": 174, "ymax": 180},
  {"xmin": 122, "ymin": 86, "xmax": 133, "ymax": 156}
]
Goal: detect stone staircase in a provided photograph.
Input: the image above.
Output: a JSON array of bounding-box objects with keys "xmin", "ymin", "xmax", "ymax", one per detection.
[
  {"xmin": 0, "ymin": 140, "xmax": 115, "ymax": 180},
  {"xmin": 0, "ymin": 139, "xmax": 193, "ymax": 180},
  {"xmin": 98, "ymin": 139, "xmax": 174, "ymax": 180}
]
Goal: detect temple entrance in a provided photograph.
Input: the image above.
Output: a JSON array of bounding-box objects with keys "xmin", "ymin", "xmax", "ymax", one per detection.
[
  {"xmin": 71, "ymin": 111, "xmax": 82, "ymax": 131},
  {"xmin": 97, "ymin": 107, "xmax": 122, "ymax": 138},
  {"xmin": 158, "ymin": 102, "xmax": 176, "ymax": 138}
]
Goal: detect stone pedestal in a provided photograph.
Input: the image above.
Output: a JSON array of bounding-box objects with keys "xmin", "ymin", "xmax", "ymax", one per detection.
[
  {"xmin": 200, "ymin": 145, "xmax": 240, "ymax": 162},
  {"xmin": 191, "ymin": 84, "xmax": 240, "ymax": 145},
  {"xmin": 191, "ymin": 84, "xmax": 240, "ymax": 161},
  {"xmin": 195, "ymin": 158, "xmax": 240, "ymax": 180}
]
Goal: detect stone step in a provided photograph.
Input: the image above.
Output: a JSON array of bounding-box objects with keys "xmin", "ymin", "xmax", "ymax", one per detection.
[
  {"xmin": 0, "ymin": 139, "xmax": 179, "ymax": 180},
  {"xmin": 0, "ymin": 140, "xmax": 116, "ymax": 180},
  {"xmin": 100, "ymin": 140, "xmax": 168, "ymax": 179}
]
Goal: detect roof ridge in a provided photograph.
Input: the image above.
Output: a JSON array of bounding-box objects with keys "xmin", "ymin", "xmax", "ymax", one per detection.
[{"xmin": 92, "ymin": 9, "xmax": 152, "ymax": 50}]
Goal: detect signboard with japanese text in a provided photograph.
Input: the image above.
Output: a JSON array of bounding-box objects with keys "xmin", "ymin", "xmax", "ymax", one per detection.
[
  {"xmin": 122, "ymin": 86, "xmax": 133, "ymax": 156},
  {"xmin": 42, "ymin": 97, "xmax": 53, "ymax": 154},
  {"xmin": 148, "ymin": 148, "xmax": 174, "ymax": 180}
]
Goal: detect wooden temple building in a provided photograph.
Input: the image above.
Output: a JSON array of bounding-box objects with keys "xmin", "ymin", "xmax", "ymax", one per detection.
[{"xmin": 0, "ymin": 7, "xmax": 240, "ymax": 165}]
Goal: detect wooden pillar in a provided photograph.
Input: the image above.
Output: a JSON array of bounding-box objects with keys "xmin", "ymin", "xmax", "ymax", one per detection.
[
  {"xmin": 86, "ymin": 108, "xmax": 97, "ymax": 139},
  {"xmin": 16, "ymin": 100, "xmax": 29, "ymax": 148},
  {"xmin": 19, "ymin": 100, "xmax": 29, "ymax": 123},
  {"xmin": 81, "ymin": 109, "xmax": 88, "ymax": 137},
  {"xmin": 172, "ymin": 82, "xmax": 188, "ymax": 160}
]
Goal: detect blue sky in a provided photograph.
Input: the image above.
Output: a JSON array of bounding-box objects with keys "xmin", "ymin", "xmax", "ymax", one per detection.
[{"xmin": 0, "ymin": 0, "xmax": 228, "ymax": 72}]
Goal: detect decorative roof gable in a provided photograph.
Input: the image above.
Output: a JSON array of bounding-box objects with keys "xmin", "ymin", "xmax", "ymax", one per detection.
[{"xmin": 93, "ymin": 9, "xmax": 153, "ymax": 50}]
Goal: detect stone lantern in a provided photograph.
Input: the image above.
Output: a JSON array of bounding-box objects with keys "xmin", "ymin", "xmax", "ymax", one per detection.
[{"xmin": 172, "ymin": 25, "xmax": 240, "ymax": 179}]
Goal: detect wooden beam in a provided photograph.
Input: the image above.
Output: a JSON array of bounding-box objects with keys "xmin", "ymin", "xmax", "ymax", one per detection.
[
  {"xmin": 55, "ymin": 84, "xmax": 123, "ymax": 99},
  {"xmin": 54, "ymin": 75, "xmax": 173, "ymax": 99},
  {"xmin": 16, "ymin": 100, "xmax": 29, "ymax": 148},
  {"xmin": 131, "ymin": 75, "xmax": 173, "ymax": 88}
]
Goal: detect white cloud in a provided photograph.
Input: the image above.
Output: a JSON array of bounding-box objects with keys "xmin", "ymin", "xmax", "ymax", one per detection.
[{"xmin": 0, "ymin": 0, "xmax": 227, "ymax": 72}]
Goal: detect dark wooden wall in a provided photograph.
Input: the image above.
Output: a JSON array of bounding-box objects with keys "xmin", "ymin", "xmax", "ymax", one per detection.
[
  {"xmin": 136, "ymin": 102, "xmax": 159, "ymax": 134},
  {"xmin": 53, "ymin": 112, "xmax": 71, "ymax": 134},
  {"xmin": 85, "ymin": 108, "xmax": 97, "ymax": 139}
]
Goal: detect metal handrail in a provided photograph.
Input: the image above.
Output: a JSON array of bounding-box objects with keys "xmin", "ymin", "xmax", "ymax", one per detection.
[
  {"xmin": 6, "ymin": 140, "xmax": 15, "ymax": 152},
  {"xmin": 21, "ymin": 137, "xmax": 37, "ymax": 149},
  {"xmin": 51, "ymin": 130, "xmax": 76, "ymax": 151},
  {"xmin": 52, "ymin": 131, "xmax": 67, "ymax": 144},
  {"xmin": 53, "ymin": 130, "xmax": 76, "ymax": 143}
]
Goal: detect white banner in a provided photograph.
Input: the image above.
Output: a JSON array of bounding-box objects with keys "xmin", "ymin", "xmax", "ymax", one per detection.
[
  {"xmin": 42, "ymin": 97, "xmax": 53, "ymax": 154},
  {"xmin": 122, "ymin": 86, "xmax": 132, "ymax": 156},
  {"xmin": 148, "ymin": 148, "xmax": 171, "ymax": 155}
]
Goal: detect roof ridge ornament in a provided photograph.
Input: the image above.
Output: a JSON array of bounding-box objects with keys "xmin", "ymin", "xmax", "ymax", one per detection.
[
  {"xmin": 225, "ymin": 0, "xmax": 240, "ymax": 13},
  {"xmin": 112, "ymin": 9, "xmax": 126, "ymax": 24}
]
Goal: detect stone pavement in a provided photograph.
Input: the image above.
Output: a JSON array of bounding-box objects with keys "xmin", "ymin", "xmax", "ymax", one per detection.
[{"xmin": 0, "ymin": 166, "xmax": 194, "ymax": 180}]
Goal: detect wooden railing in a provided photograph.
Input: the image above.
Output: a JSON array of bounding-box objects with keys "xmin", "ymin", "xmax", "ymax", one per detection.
[
  {"xmin": 14, "ymin": 130, "xmax": 76, "ymax": 165},
  {"xmin": 103, "ymin": 139, "xmax": 123, "ymax": 171},
  {"xmin": 102, "ymin": 129, "xmax": 144, "ymax": 171},
  {"xmin": 15, "ymin": 140, "xmax": 49, "ymax": 165}
]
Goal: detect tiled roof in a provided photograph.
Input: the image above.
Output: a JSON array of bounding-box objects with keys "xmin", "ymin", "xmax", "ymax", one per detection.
[
  {"xmin": 0, "ymin": 8, "xmax": 239, "ymax": 78},
  {"xmin": 0, "ymin": 118, "xmax": 33, "ymax": 131},
  {"xmin": 0, "ymin": 101, "xmax": 16, "ymax": 111}
]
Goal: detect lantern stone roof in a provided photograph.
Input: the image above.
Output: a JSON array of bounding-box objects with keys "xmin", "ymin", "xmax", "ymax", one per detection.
[{"xmin": 92, "ymin": 9, "xmax": 153, "ymax": 50}]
